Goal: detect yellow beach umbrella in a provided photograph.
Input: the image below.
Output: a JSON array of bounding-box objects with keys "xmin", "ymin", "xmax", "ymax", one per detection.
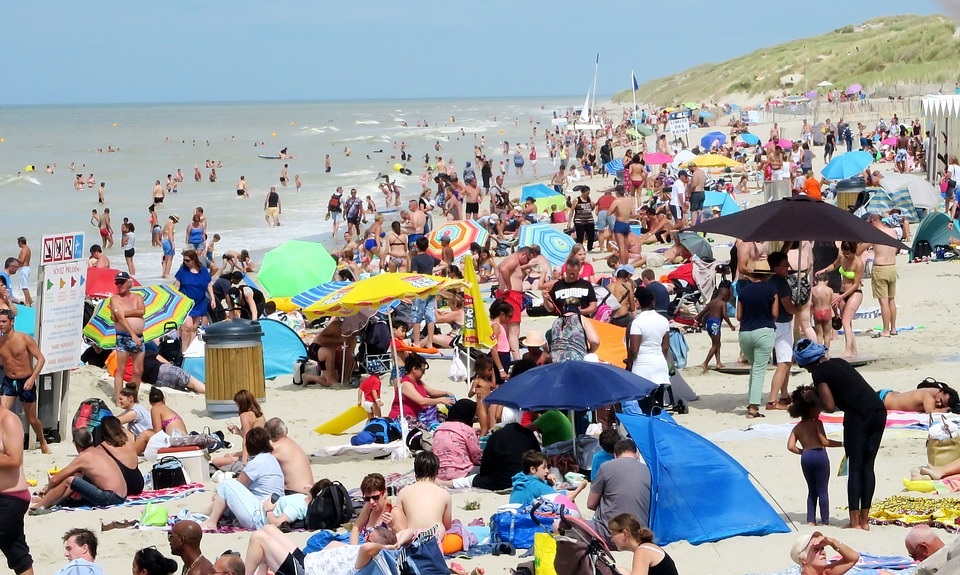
[
  {"xmin": 686, "ymin": 154, "xmax": 742, "ymax": 168},
  {"xmin": 461, "ymin": 257, "xmax": 496, "ymax": 351},
  {"xmin": 306, "ymin": 273, "xmax": 464, "ymax": 316}
]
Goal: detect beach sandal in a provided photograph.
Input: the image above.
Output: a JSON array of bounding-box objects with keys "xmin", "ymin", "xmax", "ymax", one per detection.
[
  {"xmin": 765, "ymin": 401, "xmax": 787, "ymax": 410},
  {"xmin": 891, "ymin": 329, "xmax": 899, "ymax": 336},
  {"xmin": 746, "ymin": 409, "xmax": 765, "ymax": 419}
]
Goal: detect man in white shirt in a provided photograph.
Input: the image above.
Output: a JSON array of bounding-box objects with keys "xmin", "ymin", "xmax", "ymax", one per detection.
[
  {"xmin": 55, "ymin": 529, "xmax": 103, "ymax": 575},
  {"xmin": 670, "ymin": 171, "xmax": 688, "ymax": 222}
]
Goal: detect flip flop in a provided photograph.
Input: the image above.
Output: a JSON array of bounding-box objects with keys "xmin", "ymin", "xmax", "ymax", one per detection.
[{"xmin": 746, "ymin": 411, "xmax": 766, "ymax": 419}]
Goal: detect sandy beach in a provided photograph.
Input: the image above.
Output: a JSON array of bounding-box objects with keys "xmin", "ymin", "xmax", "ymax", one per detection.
[{"xmin": 15, "ymin": 108, "xmax": 953, "ymax": 575}]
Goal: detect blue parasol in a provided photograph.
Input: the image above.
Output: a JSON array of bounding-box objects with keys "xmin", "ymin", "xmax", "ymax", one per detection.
[{"xmin": 518, "ymin": 224, "xmax": 576, "ymax": 267}]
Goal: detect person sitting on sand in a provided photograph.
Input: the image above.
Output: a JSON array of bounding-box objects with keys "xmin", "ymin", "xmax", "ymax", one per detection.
[
  {"xmin": 212, "ymin": 389, "xmax": 266, "ymax": 469},
  {"xmin": 243, "ymin": 524, "xmax": 406, "ymax": 575},
  {"xmin": 56, "ymin": 528, "xmax": 104, "ymax": 575},
  {"xmin": 303, "ymin": 317, "xmax": 356, "ymax": 387},
  {"xmin": 432, "ymin": 400, "xmax": 482, "ymax": 482},
  {"xmin": 510, "ymin": 449, "xmax": 586, "ymax": 507},
  {"xmin": 200, "ymin": 428, "xmax": 284, "ymax": 531},
  {"xmin": 608, "ymin": 513, "xmax": 679, "ymax": 575},
  {"xmin": 141, "ymin": 349, "xmax": 205, "ymax": 394},
  {"xmin": 789, "ymin": 531, "xmax": 859, "ymax": 575},
  {"xmin": 148, "ymin": 387, "xmax": 189, "ymax": 438},
  {"xmin": 879, "ymin": 387, "xmax": 956, "ymax": 414},
  {"xmin": 116, "ymin": 385, "xmax": 153, "ymax": 455},
  {"xmin": 350, "ymin": 473, "xmax": 394, "ymax": 544},
  {"xmin": 905, "ymin": 525, "xmax": 948, "ymax": 565},
  {"xmin": 265, "ymin": 417, "xmax": 314, "ymax": 495},
  {"xmin": 391, "ymin": 452, "xmax": 452, "ymax": 533}
]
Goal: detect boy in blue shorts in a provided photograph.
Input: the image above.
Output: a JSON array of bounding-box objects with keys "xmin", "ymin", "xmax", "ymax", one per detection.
[{"xmin": 696, "ymin": 280, "xmax": 736, "ymax": 374}]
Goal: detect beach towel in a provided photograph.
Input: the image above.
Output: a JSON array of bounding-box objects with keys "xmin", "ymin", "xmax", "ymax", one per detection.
[
  {"xmin": 59, "ymin": 483, "xmax": 205, "ymax": 511},
  {"xmin": 819, "ymin": 410, "xmax": 929, "ymax": 430},
  {"xmin": 707, "ymin": 411, "xmax": 929, "ymax": 443},
  {"xmin": 311, "ymin": 441, "xmax": 405, "ymax": 459},
  {"xmin": 869, "ymin": 494, "xmax": 960, "ymax": 532},
  {"xmin": 744, "ymin": 553, "xmax": 916, "ymax": 574}
]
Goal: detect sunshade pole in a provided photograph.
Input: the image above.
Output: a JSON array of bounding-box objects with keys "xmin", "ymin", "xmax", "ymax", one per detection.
[{"xmin": 569, "ymin": 409, "xmax": 577, "ymax": 463}]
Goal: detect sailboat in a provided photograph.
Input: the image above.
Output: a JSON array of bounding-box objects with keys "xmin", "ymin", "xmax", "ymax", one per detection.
[{"xmin": 572, "ymin": 56, "xmax": 603, "ymax": 131}]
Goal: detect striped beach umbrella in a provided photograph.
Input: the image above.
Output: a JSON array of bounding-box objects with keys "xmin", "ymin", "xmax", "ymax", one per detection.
[
  {"xmin": 426, "ymin": 220, "xmax": 487, "ymax": 260},
  {"xmin": 83, "ymin": 285, "xmax": 192, "ymax": 348},
  {"xmin": 291, "ymin": 281, "xmax": 397, "ymax": 315},
  {"xmin": 518, "ymin": 224, "xmax": 576, "ymax": 267},
  {"xmin": 305, "ymin": 273, "xmax": 465, "ymax": 316}
]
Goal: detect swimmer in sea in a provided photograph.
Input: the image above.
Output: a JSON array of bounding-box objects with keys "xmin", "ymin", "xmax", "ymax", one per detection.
[
  {"xmin": 98, "ymin": 182, "xmax": 106, "ymax": 204},
  {"xmin": 236, "ymin": 175, "xmax": 248, "ymax": 198},
  {"xmin": 295, "ymin": 175, "xmax": 301, "ymax": 193}
]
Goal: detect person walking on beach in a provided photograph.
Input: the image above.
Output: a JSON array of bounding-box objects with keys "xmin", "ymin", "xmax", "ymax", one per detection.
[
  {"xmin": 0, "ymin": 391, "xmax": 33, "ymax": 575},
  {"xmin": 463, "ymin": 178, "xmax": 481, "ymax": 220},
  {"xmin": 794, "ymin": 338, "xmax": 885, "ymax": 531},
  {"xmin": 0, "ymin": 309, "xmax": 48, "ymax": 453},
  {"xmin": 108, "ymin": 272, "xmax": 144, "ymax": 402},
  {"xmin": 264, "ymin": 187, "xmax": 281, "ymax": 227},
  {"xmin": 15, "ymin": 237, "xmax": 31, "ymax": 308},
  {"xmin": 344, "ymin": 189, "xmax": 364, "ymax": 236},
  {"xmin": 161, "ymin": 215, "xmax": 179, "ymax": 278},
  {"xmin": 236, "ymin": 176, "xmax": 248, "ymax": 198},
  {"xmin": 609, "ymin": 186, "xmax": 634, "ymax": 270},
  {"xmin": 497, "ymin": 247, "xmax": 532, "ymax": 360}
]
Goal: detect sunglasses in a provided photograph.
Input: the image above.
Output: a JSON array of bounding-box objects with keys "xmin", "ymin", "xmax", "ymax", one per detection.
[{"xmin": 362, "ymin": 492, "xmax": 383, "ymax": 502}]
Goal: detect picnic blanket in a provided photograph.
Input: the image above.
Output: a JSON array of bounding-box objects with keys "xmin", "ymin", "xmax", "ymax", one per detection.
[
  {"xmin": 708, "ymin": 411, "xmax": 927, "ymax": 443},
  {"xmin": 59, "ymin": 483, "xmax": 205, "ymax": 512},
  {"xmin": 745, "ymin": 553, "xmax": 916, "ymax": 575},
  {"xmin": 869, "ymin": 494, "xmax": 960, "ymax": 532}
]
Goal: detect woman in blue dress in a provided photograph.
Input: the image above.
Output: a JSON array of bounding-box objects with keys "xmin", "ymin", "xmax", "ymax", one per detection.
[{"xmin": 174, "ymin": 249, "xmax": 213, "ymax": 353}]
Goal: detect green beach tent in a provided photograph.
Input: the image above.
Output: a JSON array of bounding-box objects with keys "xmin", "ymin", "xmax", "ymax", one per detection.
[{"xmin": 911, "ymin": 212, "xmax": 960, "ymax": 258}]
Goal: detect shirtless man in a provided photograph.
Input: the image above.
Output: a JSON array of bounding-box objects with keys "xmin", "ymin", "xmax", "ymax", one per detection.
[
  {"xmin": 99, "ymin": 208, "xmax": 114, "ymax": 249},
  {"xmin": 304, "ymin": 318, "xmax": 355, "ymax": 387},
  {"xmin": 463, "ymin": 177, "xmax": 482, "ymax": 220},
  {"xmin": 686, "ymin": 162, "xmax": 707, "ymax": 225},
  {"xmin": 280, "ymin": 164, "xmax": 289, "ymax": 187},
  {"xmin": 497, "ymin": 247, "xmax": 533, "ymax": 360},
  {"xmin": 31, "ymin": 428, "xmax": 127, "ymax": 510},
  {"xmin": 15, "ymin": 238, "xmax": 31, "ymax": 307},
  {"xmin": 108, "ymin": 272, "xmax": 145, "ymax": 403},
  {"xmin": 0, "ymin": 386, "xmax": 34, "ymax": 575},
  {"xmin": 392, "ymin": 452, "xmax": 452, "ymax": 533},
  {"xmin": 801, "ymin": 120, "xmax": 814, "ymax": 144},
  {"xmin": 161, "ymin": 215, "xmax": 179, "ymax": 278},
  {"xmin": 869, "ymin": 213, "xmax": 899, "ymax": 337},
  {"xmin": 236, "ymin": 176, "xmax": 248, "ymax": 198},
  {"xmin": 405, "ymin": 200, "xmax": 426, "ymax": 248},
  {"xmin": 169, "ymin": 521, "xmax": 213, "ymax": 575},
  {"xmin": 153, "ymin": 179, "xmax": 166, "ymax": 206},
  {"xmin": 88, "ymin": 245, "xmax": 110, "ymax": 268},
  {"xmin": 879, "ymin": 388, "xmax": 952, "ymax": 413},
  {"xmin": 0, "ymin": 310, "xmax": 47, "ymax": 453},
  {"xmin": 265, "ymin": 418, "xmax": 315, "ymax": 494},
  {"xmin": 609, "ymin": 186, "xmax": 635, "ymax": 272}
]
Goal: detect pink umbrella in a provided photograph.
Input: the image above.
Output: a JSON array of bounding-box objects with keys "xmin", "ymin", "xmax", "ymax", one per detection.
[
  {"xmin": 846, "ymin": 84, "xmax": 862, "ymax": 95},
  {"xmin": 806, "ymin": 90, "xmax": 818, "ymax": 99},
  {"xmin": 881, "ymin": 136, "xmax": 898, "ymax": 146},
  {"xmin": 642, "ymin": 152, "xmax": 673, "ymax": 165},
  {"xmin": 764, "ymin": 138, "xmax": 794, "ymax": 149}
]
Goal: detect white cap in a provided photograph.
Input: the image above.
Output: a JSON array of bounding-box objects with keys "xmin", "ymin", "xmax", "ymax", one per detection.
[{"xmin": 488, "ymin": 213, "xmax": 500, "ymax": 222}]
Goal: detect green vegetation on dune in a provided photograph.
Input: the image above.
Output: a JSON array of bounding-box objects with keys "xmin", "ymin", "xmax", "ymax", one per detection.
[{"xmin": 616, "ymin": 14, "xmax": 959, "ymax": 106}]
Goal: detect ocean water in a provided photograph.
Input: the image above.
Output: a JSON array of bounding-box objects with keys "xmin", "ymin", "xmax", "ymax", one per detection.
[{"xmin": 0, "ymin": 97, "xmax": 582, "ymax": 282}]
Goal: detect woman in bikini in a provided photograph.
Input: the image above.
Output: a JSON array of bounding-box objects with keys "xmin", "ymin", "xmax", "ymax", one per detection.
[
  {"xmin": 149, "ymin": 205, "xmax": 161, "ymax": 247},
  {"xmin": 816, "ymin": 241, "xmax": 863, "ymax": 358},
  {"xmin": 363, "ymin": 214, "xmax": 385, "ymax": 263},
  {"xmin": 212, "ymin": 389, "xmax": 266, "ymax": 469},
  {"xmin": 385, "ymin": 221, "xmax": 408, "ymax": 273},
  {"xmin": 432, "ymin": 295, "xmax": 465, "ymax": 348},
  {"xmin": 148, "ymin": 387, "xmax": 188, "ymax": 436},
  {"xmin": 349, "ymin": 473, "xmax": 394, "ymax": 544}
]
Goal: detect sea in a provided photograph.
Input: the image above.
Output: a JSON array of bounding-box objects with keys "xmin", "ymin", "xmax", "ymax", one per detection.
[{"xmin": 0, "ymin": 96, "xmax": 593, "ymax": 282}]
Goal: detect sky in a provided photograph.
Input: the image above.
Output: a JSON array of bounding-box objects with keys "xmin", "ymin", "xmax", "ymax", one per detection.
[{"xmin": 0, "ymin": 0, "xmax": 944, "ymax": 106}]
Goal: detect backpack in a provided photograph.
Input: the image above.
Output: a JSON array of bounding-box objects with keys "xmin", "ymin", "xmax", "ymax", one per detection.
[
  {"xmin": 353, "ymin": 418, "xmax": 402, "ymax": 445},
  {"xmin": 305, "ymin": 481, "xmax": 354, "ymax": 530},
  {"xmin": 327, "ymin": 194, "xmax": 341, "ymax": 212},
  {"xmin": 914, "ymin": 239, "xmax": 932, "ymax": 260},
  {"xmin": 364, "ymin": 319, "xmax": 391, "ymax": 355},
  {"xmin": 668, "ymin": 327, "xmax": 689, "ymax": 369},
  {"xmin": 72, "ymin": 398, "xmax": 112, "ymax": 444}
]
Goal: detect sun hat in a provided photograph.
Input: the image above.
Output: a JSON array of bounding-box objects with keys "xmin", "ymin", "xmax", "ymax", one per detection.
[
  {"xmin": 488, "ymin": 213, "xmax": 499, "ymax": 222},
  {"xmin": 519, "ymin": 330, "xmax": 546, "ymax": 348},
  {"xmin": 790, "ymin": 531, "xmax": 822, "ymax": 564},
  {"xmin": 794, "ymin": 339, "xmax": 827, "ymax": 367}
]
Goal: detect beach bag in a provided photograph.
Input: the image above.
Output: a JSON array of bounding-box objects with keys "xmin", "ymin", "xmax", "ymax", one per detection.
[
  {"xmin": 305, "ymin": 481, "xmax": 354, "ymax": 530},
  {"xmin": 915, "ymin": 239, "xmax": 932, "ymax": 259},
  {"xmin": 786, "ymin": 273, "xmax": 812, "ymax": 306},
  {"xmin": 448, "ymin": 353, "xmax": 468, "ymax": 382},
  {"xmin": 139, "ymin": 503, "xmax": 170, "ymax": 527},
  {"xmin": 927, "ymin": 414, "xmax": 960, "ymax": 466},
  {"xmin": 668, "ymin": 328, "xmax": 689, "ymax": 369},
  {"xmin": 491, "ymin": 509, "xmax": 555, "ymax": 550},
  {"xmin": 400, "ymin": 532, "xmax": 448, "ymax": 575},
  {"xmin": 152, "ymin": 456, "xmax": 188, "ymax": 489},
  {"xmin": 352, "ymin": 418, "xmax": 402, "ymax": 445},
  {"xmin": 534, "ymin": 533, "xmax": 558, "ymax": 575}
]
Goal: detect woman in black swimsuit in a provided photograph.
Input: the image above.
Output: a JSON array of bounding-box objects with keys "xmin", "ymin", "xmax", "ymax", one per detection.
[{"xmin": 98, "ymin": 416, "xmax": 145, "ymax": 496}]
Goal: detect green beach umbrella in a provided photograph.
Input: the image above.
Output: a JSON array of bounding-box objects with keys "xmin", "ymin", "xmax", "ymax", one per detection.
[
  {"xmin": 258, "ymin": 240, "xmax": 337, "ymax": 298},
  {"xmin": 626, "ymin": 128, "xmax": 643, "ymax": 139},
  {"xmin": 636, "ymin": 124, "xmax": 655, "ymax": 137}
]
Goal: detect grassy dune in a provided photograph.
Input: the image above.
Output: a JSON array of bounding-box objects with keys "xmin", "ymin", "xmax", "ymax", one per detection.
[{"xmin": 617, "ymin": 14, "xmax": 959, "ymax": 106}]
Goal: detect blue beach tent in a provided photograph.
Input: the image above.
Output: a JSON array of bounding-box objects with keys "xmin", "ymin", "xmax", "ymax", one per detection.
[
  {"xmin": 703, "ymin": 191, "xmax": 741, "ymax": 217},
  {"xmin": 183, "ymin": 318, "xmax": 307, "ymax": 383},
  {"xmin": 617, "ymin": 412, "xmax": 790, "ymax": 545}
]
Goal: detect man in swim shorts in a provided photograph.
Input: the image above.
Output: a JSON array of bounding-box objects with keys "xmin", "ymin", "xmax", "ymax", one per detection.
[
  {"xmin": 0, "ymin": 388, "xmax": 32, "ymax": 575},
  {"xmin": 497, "ymin": 247, "xmax": 533, "ymax": 359},
  {"xmin": 15, "ymin": 238, "xmax": 31, "ymax": 307},
  {"xmin": 161, "ymin": 215, "xmax": 179, "ymax": 278},
  {"xmin": 264, "ymin": 187, "xmax": 282, "ymax": 227},
  {"xmin": 108, "ymin": 272, "xmax": 145, "ymax": 403},
  {"xmin": 608, "ymin": 186, "xmax": 634, "ymax": 270},
  {"xmin": 405, "ymin": 199, "xmax": 426, "ymax": 248},
  {"xmin": 686, "ymin": 162, "xmax": 706, "ymax": 225},
  {"xmin": 463, "ymin": 177, "xmax": 482, "ymax": 220},
  {"xmin": 869, "ymin": 214, "xmax": 899, "ymax": 337},
  {"xmin": 142, "ymin": 350, "xmax": 205, "ymax": 393},
  {"xmin": 0, "ymin": 309, "xmax": 47, "ymax": 454}
]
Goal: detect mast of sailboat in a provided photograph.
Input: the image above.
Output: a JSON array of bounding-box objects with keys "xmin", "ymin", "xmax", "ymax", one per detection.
[{"xmin": 591, "ymin": 53, "xmax": 599, "ymax": 122}]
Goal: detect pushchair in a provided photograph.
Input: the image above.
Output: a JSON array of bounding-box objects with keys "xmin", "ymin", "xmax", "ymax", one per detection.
[
  {"xmin": 529, "ymin": 502, "xmax": 618, "ymax": 575},
  {"xmin": 665, "ymin": 257, "xmax": 729, "ymax": 330},
  {"xmin": 355, "ymin": 313, "xmax": 393, "ymax": 378}
]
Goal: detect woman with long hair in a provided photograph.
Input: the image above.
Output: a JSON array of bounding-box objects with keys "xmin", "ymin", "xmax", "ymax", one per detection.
[
  {"xmin": 212, "ymin": 389, "xmax": 266, "ymax": 469},
  {"xmin": 173, "ymin": 248, "xmax": 214, "ymax": 352},
  {"xmin": 607, "ymin": 513, "xmax": 678, "ymax": 575}
]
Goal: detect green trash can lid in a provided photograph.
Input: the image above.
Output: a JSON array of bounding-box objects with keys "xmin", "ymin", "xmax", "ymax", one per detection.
[{"xmin": 204, "ymin": 318, "xmax": 264, "ymax": 345}]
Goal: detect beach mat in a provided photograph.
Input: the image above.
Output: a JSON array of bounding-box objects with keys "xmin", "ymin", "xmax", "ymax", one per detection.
[
  {"xmin": 869, "ymin": 494, "xmax": 960, "ymax": 532},
  {"xmin": 57, "ymin": 483, "xmax": 205, "ymax": 512}
]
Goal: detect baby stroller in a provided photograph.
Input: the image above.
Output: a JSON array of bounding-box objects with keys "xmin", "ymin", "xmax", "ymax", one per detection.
[
  {"xmin": 529, "ymin": 502, "xmax": 617, "ymax": 575},
  {"xmin": 355, "ymin": 313, "xmax": 393, "ymax": 378},
  {"xmin": 665, "ymin": 263, "xmax": 702, "ymax": 329}
]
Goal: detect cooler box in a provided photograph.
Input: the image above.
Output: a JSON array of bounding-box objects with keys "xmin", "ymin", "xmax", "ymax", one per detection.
[{"xmin": 156, "ymin": 445, "xmax": 209, "ymax": 483}]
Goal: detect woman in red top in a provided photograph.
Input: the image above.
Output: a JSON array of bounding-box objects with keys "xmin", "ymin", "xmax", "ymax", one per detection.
[{"xmin": 389, "ymin": 353, "xmax": 453, "ymax": 420}]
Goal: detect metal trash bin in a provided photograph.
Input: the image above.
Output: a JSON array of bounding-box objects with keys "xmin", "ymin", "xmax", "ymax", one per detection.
[
  {"xmin": 835, "ymin": 177, "xmax": 866, "ymax": 212},
  {"xmin": 762, "ymin": 179, "xmax": 792, "ymax": 203},
  {"xmin": 204, "ymin": 319, "xmax": 265, "ymax": 415}
]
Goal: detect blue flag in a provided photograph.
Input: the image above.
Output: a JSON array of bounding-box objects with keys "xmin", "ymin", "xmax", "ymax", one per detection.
[{"xmin": 632, "ymin": 71, "xmax": 639, "ymax": 91}]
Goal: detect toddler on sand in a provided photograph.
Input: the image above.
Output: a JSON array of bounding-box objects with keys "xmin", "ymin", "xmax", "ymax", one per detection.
[
  {"xmin": 810, "ymin": 274, "xmax": 836, "ymax": 347},
  {"xmin": 696, "ymin": 280, "xmax": 736, "ymax": 373},
  {"xmin": 787, "ymin": 385, "xmax": 843, "ymax": 525}
]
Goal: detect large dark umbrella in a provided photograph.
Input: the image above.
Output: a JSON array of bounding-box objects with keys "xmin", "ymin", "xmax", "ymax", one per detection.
[
  {"xmin": 483, "ymin": 361, "xmax": 657, "ymax": 412},
  {"xmin": 686, "ymin": 196, "xmax": 909, "ymax": 250},
  {"xmin": 677, "ymin": 231, "xmax": 713, "ymax": 259}
]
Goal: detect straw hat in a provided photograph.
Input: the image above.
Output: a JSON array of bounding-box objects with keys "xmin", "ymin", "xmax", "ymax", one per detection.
[
  {"xmin": 748, "ymin": 259, "xmax": 775, "ymax": 276},
  {"xmin": 519, "ymin": 330, "xmax": 546, "ymax": 348}
]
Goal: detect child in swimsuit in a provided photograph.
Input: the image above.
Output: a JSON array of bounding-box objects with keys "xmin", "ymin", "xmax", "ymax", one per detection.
[
  {"xmin": 696, "ymin": 281, "xmax": 736, "ymax": 373},
  {"xmin": 810, "ymin": 274, "xmax": 836, "ymax": 348},
  {"xmin": 787, "ymin": 386, "xmax": 843, "ymax": 525}
]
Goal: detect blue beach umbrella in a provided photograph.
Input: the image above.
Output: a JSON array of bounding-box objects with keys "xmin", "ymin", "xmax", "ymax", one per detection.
[
  {"xmin": 700, "ymin": 131, "xmax": 726, "ymax": 150},
  {"xmin": 821, "ymin": 151, "xmax": 873, "ymax": 180},
  {"xmin": 740, "ymin": 132, "xmax": 761, "ymax": 146},
  {"xmin": 483, "ymin": 361, "xmax": 657, "ymax": 412},
  {"xmin": 518, "ymin": 224, "xmax": 576, "ymax": 267},
  {"xmin": 604, "ymin": 159, "xmax": 624, "ymax": 175},
  {"xmin": 698, "ymin": 110, "xmax": 714, "ymax": 119}
]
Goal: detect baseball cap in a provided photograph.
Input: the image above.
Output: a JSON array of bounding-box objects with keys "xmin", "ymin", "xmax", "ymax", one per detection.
[
  {"xmin": 790, "ymin": 531, "xmax": 822, "ymax": 564},
  {"xmin": 677, "ymin": 169, "xmax": 691, "ymax": 177},
  {"xmin": 114, "ymin": 271, "xmax": 132, "ymax": 283}
]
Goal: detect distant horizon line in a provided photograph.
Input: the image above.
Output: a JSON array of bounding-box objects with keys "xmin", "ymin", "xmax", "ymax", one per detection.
[{"xmin": 0, "ymin": 94, "xmax": 616, "ymax": 109}]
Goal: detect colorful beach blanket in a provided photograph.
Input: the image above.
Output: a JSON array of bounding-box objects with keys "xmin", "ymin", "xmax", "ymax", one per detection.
[
  {"xmin": 708, "ymin": 411, "xmax": 927, "ymax": 443},
  {"xmin": 60, "ymin": 483, "xmax": 205, "ymax": 512},
  {"xmin": 869, "ymin": 494, "xmax": 960, "ymax": 532},
  {"xmin": 819, "ymin": 411, "xmax": 929, "ymax": 430},
  {"xmin": 745, "ymin": 553, "xmax": 915, "ymax": 574}
]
